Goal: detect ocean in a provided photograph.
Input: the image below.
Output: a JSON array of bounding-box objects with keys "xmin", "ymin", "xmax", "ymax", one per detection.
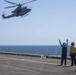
[{"xmin": 0, "ymin": 45, "xmax": 70, "ymax": 56}]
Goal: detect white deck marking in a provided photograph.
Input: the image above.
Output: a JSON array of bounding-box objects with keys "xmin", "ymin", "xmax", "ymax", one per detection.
[
  {"xmin": 0, "ymin": 56, "xmax": 60, "ymax": 73},
  {"xmin": 2, "ymin": 64, "xmax": 41, "ymax": 73},
  {"xmin": 0, "ymin": 56, "xmax": 58, "ymax": 65}
]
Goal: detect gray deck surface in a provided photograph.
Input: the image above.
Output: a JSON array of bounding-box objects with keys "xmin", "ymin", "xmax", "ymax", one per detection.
[{"xmin": 0, "ymin": 54, "xmax": 76, "ymax": 75}]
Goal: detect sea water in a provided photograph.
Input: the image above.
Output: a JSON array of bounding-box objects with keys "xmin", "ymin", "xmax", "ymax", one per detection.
[{"xmin": 0, "ymin": 45, "xmax": 70, "ymax": 56}]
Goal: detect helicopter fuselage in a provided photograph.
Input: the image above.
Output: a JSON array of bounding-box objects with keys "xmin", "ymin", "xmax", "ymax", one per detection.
[
  {"xmin": 12, "ymin": 7, "xmax": 31, "ymax": 16},
  {"xmin": 2, "ymin": 7, "xmax": 31, "ymax": 19}
]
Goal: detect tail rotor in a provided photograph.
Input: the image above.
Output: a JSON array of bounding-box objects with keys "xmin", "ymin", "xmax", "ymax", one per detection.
[{"xmin": 2, "ymin": 12, "xmax": 6, "ymax": 19}]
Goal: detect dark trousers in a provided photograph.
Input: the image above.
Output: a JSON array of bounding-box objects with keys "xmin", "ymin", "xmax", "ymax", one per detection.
[
  {"xmin": 61, "ymin": 55, "xmax": 67, "ymax": 65},
  {"xmin": 70, "ymin": 53, "xmax": 76, "ymax": 66}
]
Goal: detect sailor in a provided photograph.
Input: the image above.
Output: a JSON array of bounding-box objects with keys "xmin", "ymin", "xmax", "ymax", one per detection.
[{"xmin": 59, "ymin": 39, "xmax": 68, "ymax": 66}]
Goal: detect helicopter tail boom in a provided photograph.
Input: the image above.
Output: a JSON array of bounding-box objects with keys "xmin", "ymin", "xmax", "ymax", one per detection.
[{"xmin": 2, "ymin": 13, "xmax": 16, "ymax": 19}]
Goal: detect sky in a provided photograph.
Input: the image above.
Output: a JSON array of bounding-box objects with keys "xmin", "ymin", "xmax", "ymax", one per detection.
[{"xmin": 0, "ymin": 0, "xmax": 76, "ymax": 45}]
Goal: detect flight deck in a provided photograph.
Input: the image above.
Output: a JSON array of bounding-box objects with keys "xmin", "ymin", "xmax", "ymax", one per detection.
[{"xmin": 0, "ymin": 53, "xmax": 76, "ymax": 75}]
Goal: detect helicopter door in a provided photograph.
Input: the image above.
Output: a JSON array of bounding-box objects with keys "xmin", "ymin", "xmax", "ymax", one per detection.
[{"xmin": 17, "ymin": 8, "xmax": 22, "ymax": 15}]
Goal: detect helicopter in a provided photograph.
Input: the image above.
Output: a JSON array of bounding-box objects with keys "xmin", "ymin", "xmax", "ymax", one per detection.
[{"xmin": 2, "ymin": 0, "xmax": 36, "ymax": 19}]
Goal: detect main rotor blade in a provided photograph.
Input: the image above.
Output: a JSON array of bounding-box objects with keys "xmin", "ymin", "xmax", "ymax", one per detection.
[
  {"xmin": 5, "ymin": 6, "xmax": 16, "ymax": 9},
  {"xmin": 22, "ymin": 0, "xmax": 36, "ymax": 5},
  {"xmin": 5, "ymin": 0, "xmax": 18, "ymax": 5}
]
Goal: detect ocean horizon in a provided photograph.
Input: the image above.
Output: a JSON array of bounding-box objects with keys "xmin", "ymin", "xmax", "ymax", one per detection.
[{"xmin": 0, "ymin": 45, "xmax": 70, "ymax": 56}]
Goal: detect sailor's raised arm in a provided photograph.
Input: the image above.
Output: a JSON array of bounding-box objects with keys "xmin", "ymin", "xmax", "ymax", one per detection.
[
  {"xmin": 59, "ymin": 39, "xmax": 62, "ymax": 46},
  {"xmin": 66, "ymin": 39, "xmax": 68, "ymax": 47}
]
